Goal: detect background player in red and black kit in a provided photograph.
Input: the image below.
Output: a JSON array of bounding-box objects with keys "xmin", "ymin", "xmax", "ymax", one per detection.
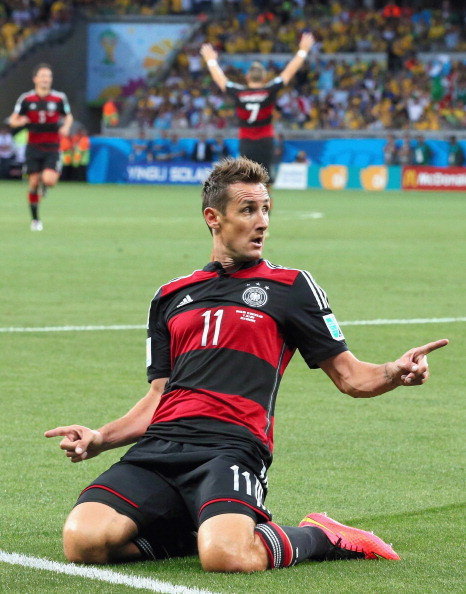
[
  {"xmin": 200, "ymin": 33, "xmax": 314, "ymax": 184},
  {"xmin": 45, "ymin": 157, "xmax": 448, "ymax": 571},
  {"xmin": 9, "ymin": 63, "xmax": 73, "ymax": 231}
]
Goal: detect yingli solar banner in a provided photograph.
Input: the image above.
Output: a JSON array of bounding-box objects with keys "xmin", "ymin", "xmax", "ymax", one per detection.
[{"xmin": 402, "ymin": 166, "xmax": 466, "ymax": 191}]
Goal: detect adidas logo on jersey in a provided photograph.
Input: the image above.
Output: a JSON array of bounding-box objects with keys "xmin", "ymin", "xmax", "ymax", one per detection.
[{"xmin": 176, "ymin": 294, "xmax": 193, "ymax": 308}]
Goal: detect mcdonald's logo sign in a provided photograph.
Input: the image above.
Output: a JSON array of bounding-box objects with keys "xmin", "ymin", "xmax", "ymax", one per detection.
[{"xmin": 402, "ymin": 167, "xmax": 418, "ymax": 189}]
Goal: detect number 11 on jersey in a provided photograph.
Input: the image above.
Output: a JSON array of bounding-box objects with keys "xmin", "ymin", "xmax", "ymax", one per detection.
[{"xmin": 201, "ymin": 309, "xmax": 224, "ymax": 346}]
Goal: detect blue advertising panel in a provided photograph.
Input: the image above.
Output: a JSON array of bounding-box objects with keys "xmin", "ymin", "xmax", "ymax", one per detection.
[{"xmin": 88, "ymin": 137, "xmax": 465, "ymax": 186}]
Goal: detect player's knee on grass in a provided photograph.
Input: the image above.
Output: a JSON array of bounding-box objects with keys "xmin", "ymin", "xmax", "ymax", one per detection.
[
  {"xmin": 198, "ymin": 513, "xmax": 268, "ymax": 573},
  {"xmin": 63, "ymin": 502, "xmax": 138, "ymax": 564}
]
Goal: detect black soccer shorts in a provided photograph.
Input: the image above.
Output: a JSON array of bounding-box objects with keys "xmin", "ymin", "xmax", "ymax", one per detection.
[
  {"xmin": 239, "ymin": 137, "xmax": 274, "ymax": 180},
  {"xmin": 25, "ymin": 145, "xmax": 61, "ymax": 174},
  {"xmin": 76, "ymin": 437, "xmax": 272, "ymax": 558}
]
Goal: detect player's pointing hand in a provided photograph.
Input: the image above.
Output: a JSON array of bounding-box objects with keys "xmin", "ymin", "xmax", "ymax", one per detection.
[
  {"xmin": 392, "ymin": 339, "xmax": 449, "ymax": 386},
  {"xmin": 44, "ymin": 425, "xmax": 104, "ymax": 463}
]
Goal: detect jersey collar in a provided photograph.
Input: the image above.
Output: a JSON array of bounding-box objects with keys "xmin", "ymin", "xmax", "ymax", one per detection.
[{"xmin": 203, "ymin": 259, "xmax": 263, "ymax": 274}]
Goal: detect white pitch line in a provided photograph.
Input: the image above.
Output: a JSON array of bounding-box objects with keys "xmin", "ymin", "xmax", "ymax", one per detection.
[
  {"xmin": 0, "ymin": 550, "xmax": 219, "ymax": 594},
  {"xmin": 0, "ymin": 324, "xmax": 145, "ymax": 333},
  {"xmin": 0, "ymin": 317, "xmax": 464, "ymax": 334},
  {"xmin": 340, "ymin": 317, "xmax": 466, "ymax": 326}
]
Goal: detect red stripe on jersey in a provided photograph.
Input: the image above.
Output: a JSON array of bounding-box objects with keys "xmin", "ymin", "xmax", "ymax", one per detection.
[
  {"xmin": 233, "ymin": 261, "xmax": 300, "ymax": 284},
  {"xmin": 80, "ymin": 485, "xmax": 139, "ymax": 508},
  {"xmin": 160, "ymin": 262, "xmax": 300, "ymax": 297},
  {"xmin": 28, "ymin": 132, "xmax": 60, "ymax": 145},
  {"xmin": 168, "ymin": 305, "xmax": 292, "ymax": 370},
  {"xmin": 161, "ymin": 270, "xmax": 216, "ymax": 297},
  {"xmin": 239, "ymin": 124, "xmax": 274, "ymax": 140},
  {"xmin": 151, "ymin": 388, "xmax": 275, "ymax": 450},
  {"xmin": 18, "ymin": 91, "xmax": 68, "ymax": 146}
]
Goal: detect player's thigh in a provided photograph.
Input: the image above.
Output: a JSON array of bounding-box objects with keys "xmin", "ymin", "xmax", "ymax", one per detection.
[
  {"xmin": 42, "ymin": 151, "xmax": 61, "ymax": 185},
  {"xmin": 64, "ymin": 501, "xmax": 137, "ymax": 544},
  {"xmin": 25, "ymin": 146, "xmax": 42, "ymax": 175},
  {"xmin": 76, "ymin": 461, "xmax": 197, "ymax": 558}
]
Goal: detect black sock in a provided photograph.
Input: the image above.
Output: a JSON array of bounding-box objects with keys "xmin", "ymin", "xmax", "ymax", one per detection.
[
  {"xmin": 132, "ymin": 537, "xmax": 157, "ymax": 560},
  {"xmin": 255, "ymin": 522, "xmax": 330, "ymax": 568},
  {"xmin": 30, "ymin": 203, "xmax": 39, "ymax": 220}
]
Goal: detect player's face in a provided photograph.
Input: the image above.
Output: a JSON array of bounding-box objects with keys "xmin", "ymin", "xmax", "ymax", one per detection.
[
  {"xmin": 217, "ymin": 182, "xmax": 270, "ymax": 262},
  {"xmin": 33, "ymin": 68, "xmax": 53, "ymax": 93}
]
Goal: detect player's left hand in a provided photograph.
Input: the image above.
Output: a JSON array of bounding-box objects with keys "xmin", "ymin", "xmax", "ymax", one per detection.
[{"xmin": 393, "ymin": 338, "xmax": 449, "ymax": 386}]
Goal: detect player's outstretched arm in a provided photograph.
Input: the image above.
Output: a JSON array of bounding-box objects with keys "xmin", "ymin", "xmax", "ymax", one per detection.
[
  {"xmin": 280, "ymin": 32, "xmax": 315, "ymax": 85},
  {"xmin": 200, "ymin": 43, "xmax": 228, "ymax": 92},
  {"xmin": 319, "ymin": 339, "xmax": 448, "ymax": 398},
  {"xmin": 44, "ymin": 377, "xmax": 168, "ymax": 462}
]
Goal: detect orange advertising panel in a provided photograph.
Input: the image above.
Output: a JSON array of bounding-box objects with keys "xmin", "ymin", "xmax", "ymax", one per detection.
[{"xmin": 402, "ymin": 166, "xmax": 466, "ymax": 191}]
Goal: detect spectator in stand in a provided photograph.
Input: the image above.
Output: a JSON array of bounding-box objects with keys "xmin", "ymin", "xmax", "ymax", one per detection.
[
  {"xmin": 0, "ymin": 124, "xmax": 16, "ymax": 179},
  {"xmin": 398, "ymin": 134, "xmax": 414, "ymax": 165},
  {"xmin": 191, "ymin": 133, "xmax": 214, "ymax": 162},
  {"xmin": 447, "ymin": 135, "xmax": 464, "ymax": 167},
  {"xmin": 151, "ymin": 130, "xmax": 174, "ymax": 161},
  {"xmin": 413, "ymin": 135, "xmax": 432, "ymax": 165},
  {"xmin": 102, "ymin": 96, "xmax": 119, "ymax": 128},
  {"xmin": 166, "ymin": 133, "xmax": 186, "ymax": 161},
  {"xmin": 383, "ymin": 134, "xmax": 399, "ymax": 165},
  {"xmin": 211, "ymin": 134, "xmax": 230, "ymax": 161},
  {"xmin": 129, "ymin": 129, "xmax": 152, "ymax": 163},
  {"xmin": 294, "ymin": 150, "xmax": 310, "ymax": 164}
]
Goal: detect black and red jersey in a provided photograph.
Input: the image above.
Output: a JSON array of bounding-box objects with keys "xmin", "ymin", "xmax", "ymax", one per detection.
[
  {"xmin": 13, "ymin": 89, "xmax": 71, "ymax": 148},
  {"xmin": 225, "ymin": 78, "xmax": 284, "ymax": 140},
  {"xmin": 146, "ymin": 259, "xmax": 347, "ymax": 466}
]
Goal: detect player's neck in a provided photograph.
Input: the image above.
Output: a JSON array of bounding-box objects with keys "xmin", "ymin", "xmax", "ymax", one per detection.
[{"xmin": 35, "ymin": 87, "xmax": 51, "ymax": 97}]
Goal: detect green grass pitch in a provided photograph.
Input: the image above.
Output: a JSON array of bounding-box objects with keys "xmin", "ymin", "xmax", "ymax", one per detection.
[{"xmin": 0, "ymin": 180, "xmax": 464, "ymax": 593}]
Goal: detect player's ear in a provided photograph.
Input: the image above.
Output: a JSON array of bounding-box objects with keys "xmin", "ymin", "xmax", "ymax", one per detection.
[{"xmin": 204, "ymin": 207, "xmax": 221, "ymax": 231}]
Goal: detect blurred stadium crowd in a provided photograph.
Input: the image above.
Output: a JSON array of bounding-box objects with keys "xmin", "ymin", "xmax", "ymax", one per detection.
[{"xmin": 2, "ymin": 0, "xmax": 466, "ymax": 131}]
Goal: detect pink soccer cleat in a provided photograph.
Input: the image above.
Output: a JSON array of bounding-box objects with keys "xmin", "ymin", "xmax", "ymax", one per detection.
[{"xmin": 299, "ymin": 512, "xmax": 401, "ymax": 560}]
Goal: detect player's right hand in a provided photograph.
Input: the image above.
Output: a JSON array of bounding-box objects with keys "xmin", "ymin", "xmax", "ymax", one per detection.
[
  {"xmin": 44, "ymin": 425, "xmax": 104, "ymax": 463},
  {"xmin": 300, "ymin": 32, "xmax": 315, "ymax": 52},
  {"xmin": 200, "ymin": 43, "xmax": 217, "ymax": 62}
]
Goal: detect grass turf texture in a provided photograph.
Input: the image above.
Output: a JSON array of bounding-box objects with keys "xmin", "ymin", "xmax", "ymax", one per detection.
[{"xmin": 0, "ymin": 180, "xmax": 464, "ymax": 593}]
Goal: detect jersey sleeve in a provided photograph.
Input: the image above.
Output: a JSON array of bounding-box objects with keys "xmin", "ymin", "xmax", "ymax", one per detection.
[
  {"xmin": 146, "ymin": 289, "xmax": 172, "ymax": 382},
  {"xmin": 13, "ymin": 94, "xmax": 27, "ymax": 115},
  {"xmin": 225, "ymin": 80, "xmax": 244, "ymax": 99},
  {"xmin": 60, "ymin": 92, "xmax": 72, "ymax": 115},
  {"xmin": 284, "ymin": 271, "xmax": 348, "ymax": 369}
]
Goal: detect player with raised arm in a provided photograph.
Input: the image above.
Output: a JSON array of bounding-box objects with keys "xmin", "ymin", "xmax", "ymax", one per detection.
[{"xmin": 200, "ymin": 33, "xmax": 314, "ymax": 184}]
